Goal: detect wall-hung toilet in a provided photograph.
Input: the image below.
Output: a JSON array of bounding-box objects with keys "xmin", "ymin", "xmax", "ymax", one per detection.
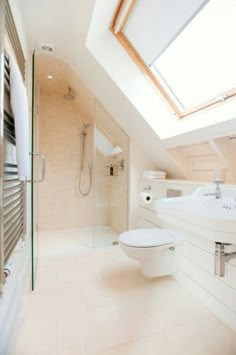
[
  {"xmin": 119, "ymin": 181, "xmax": 183, "ymax": 277},
  {"xmin": 119, "ymin": 228, "xmax": 183, "ymax": 277}
]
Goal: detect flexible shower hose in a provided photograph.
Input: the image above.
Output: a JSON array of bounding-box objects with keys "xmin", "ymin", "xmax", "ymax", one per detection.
[{"xmin": 78, "ymin": 163, "xmax": 92, "ymax": 196}]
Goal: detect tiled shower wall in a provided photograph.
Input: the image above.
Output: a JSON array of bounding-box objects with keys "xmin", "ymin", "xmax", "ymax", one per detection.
[
  {"xmin": 38, "ymin": 93, "xmax": 94, "ymax": 230},
  {"xmin": 37, "ymin": 55, "xmax": 129, "ymax": 234},
  {"xmin": 94, "ymin": 103, "xmax": 129, "ymax": 235},
  {"xmin": 38, "ymin": 96, "xmax": 129, "ymax": 234}
]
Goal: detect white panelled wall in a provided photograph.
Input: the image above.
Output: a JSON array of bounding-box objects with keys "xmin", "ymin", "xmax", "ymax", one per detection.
[{"xmin": 138, "ymin": 179, "xmax": 236, "ymax": 332}]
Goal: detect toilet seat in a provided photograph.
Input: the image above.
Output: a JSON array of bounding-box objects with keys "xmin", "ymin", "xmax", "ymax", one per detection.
[{"xmin": 119, "ymin": 228, "xmax": 175, "ymax": 248}]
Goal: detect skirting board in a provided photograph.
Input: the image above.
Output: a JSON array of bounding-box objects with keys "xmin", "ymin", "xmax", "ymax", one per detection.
[{"xmin": 174, "ymin": 270, "xmax": 236, "ymax": 333}]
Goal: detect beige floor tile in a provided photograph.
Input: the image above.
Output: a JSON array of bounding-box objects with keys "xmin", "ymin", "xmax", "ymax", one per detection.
[
  {"xmin": 12, "ymin": 316, "xmax": 58, "ymax": 354},
  {"xmin": 80, "ymin": 282, "xmax": 115, "ymax": 309},
  {"xmin": 57, "ymin": 304, "xmax": 130, "ymax": 354},
  {"xmin": 165, "ymin": 317, "xmax": 236, "ymax": 355},
  {"xmin": 101, "ymin": 264, "xmax": 212, "ymax": 339},
  {"xmin": 13, "ymin": 231, "xmax": 236, "ymax": 355},
  {"xmin": 38, "ymin": 228, "xmax": 119, "ymax": 257},
  {"xmin": 11, "ymin": 351, "xmax": 58, "ymax": 355},
  {"xmin": 97, "ymin": 333, "xmax": 174, "ymax": 355},
  {"xmin": 24, "ymin": 285, "xmax": 88, "ymax": 319},
  {"xmin": 57, "ymin": 342, "xmax": 86, "ymax": 355},
  {"xmin": 35, "ymin": 256, "xmax": 103, "ymax": 293}
]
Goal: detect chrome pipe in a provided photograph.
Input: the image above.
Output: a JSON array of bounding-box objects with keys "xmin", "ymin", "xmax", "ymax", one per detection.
[
  {"xmin": 3, "ymin": 199, "xmax": 23, "ymax": 217},
  {"xmin": 215, "ymin": 242, "xmax": 236, "ymax": 277},
  {"xmin": 4, "ymin": 224, "xmax": 23, "ymax": 263},
  {"xmin": 4, "ymin": 208, "xmax": 23, "ymax": 232},
  {"xmin": 214, "ymin": 243, "xmax": 225, "ymax": 277},
  {"xmin": 4, "ymin": 215, "xmax": 23, "ymax": 249}
]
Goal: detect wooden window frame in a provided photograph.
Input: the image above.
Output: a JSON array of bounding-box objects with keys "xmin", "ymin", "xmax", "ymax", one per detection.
[{"xmin": 110, "ymin": 0, "xmax": 236, "ymax": 119}]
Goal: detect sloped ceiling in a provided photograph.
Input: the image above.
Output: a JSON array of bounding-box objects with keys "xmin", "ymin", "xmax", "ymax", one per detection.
[
  {"xmin": 87, "ymin": 1, "xmax": 236, "ymax": 142},
  {"xmin": 35, "ymin": 55, "xmax": 95, "ymax": 123},
  {"xmin": 15, "ymin": 0, "xmax": 184, "ymax": 177}
]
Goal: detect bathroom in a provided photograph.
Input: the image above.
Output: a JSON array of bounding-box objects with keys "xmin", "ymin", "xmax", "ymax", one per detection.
[{"xmin": 0, "ymin": 0, "xmax": 236, "ymax": 354}]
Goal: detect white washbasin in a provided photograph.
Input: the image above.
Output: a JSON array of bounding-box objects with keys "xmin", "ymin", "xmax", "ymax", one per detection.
[{"xmin": 155, "ymin": 186, "xmax": 236, "ymax": 244}]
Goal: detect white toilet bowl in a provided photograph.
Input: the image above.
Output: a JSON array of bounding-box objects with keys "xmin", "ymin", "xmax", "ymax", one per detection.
[{"xmin": 119, "ymin": 229, "xmax": 183, "ymax": 278}]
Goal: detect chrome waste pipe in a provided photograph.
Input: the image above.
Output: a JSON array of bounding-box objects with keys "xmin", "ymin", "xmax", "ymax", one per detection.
[{"xmin": 215, "ymin": 242, "xmax": 236, "ymax": 277}]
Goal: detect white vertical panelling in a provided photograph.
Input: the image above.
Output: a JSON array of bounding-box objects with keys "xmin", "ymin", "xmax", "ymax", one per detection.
[
  {"xmin": 184, "ymin": 242, "xmax": 214, "ymax": 273},
  {"xmin": 184, "ymin": 241, "xmax": 236, "ymax": 290},
  {"xmin": 180, "ymin": 230, "xmax": 214, "ymax": 253},
  {"xmin": 180, "ymin": 258, "xmax": 236, "ymax": 313},
  {"xmin": 175, "ymin": 271, "xmax": 236, "ymax": 332},
  {"xmin": 137, "ymin": 179, "xmax": 236, "ymax": 332}
]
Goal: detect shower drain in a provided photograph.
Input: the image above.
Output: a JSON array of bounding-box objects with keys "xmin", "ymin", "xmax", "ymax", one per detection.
[{"xmin": 112, "ymin": 241, "xmax": 119, "ymax": 246}]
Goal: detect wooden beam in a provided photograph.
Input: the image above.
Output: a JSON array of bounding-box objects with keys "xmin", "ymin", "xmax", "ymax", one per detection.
[{"xmin": 167, "ymin": 147, "xmax": 192, "ymax": 179}]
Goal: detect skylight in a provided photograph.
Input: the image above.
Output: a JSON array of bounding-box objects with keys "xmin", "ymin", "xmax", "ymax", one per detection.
[
  {"xmin": 123, "ymin": 0, "xmax": 208, "ymax": 65},
  {"xmin": 112, "ymin": 0, "xmax": 236, "ymax": 118},
  {"xmin": 152, "ymin": 0, "xmax": 236, "ymax": 111}
]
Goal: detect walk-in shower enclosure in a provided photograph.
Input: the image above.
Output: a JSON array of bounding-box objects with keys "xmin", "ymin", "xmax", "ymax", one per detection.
[{"xmin": 33, "ymin": 54, "xmax": 129, "ymax": 252}]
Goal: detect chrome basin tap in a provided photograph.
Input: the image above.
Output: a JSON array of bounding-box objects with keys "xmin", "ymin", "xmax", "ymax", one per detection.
[
  {"xmin": 204, "ymin": 179, "xmax": 223, "ymax": 199},
  {"xmin": 215, "ymin": 179, "xmax": 222, "ymax": 199}
]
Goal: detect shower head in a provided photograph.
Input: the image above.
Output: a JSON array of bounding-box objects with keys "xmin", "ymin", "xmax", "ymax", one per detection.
[{"xmin": 63, "ymin": 87, "xmax": 75, "ymax": 101}]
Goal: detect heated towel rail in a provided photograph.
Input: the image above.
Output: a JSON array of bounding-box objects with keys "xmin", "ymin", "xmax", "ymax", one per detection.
[
  {"xmin": 0, "ymin": 0, "xmax": 26, "ymax": 294},
  {"xmin": 1, "ymin": 54, "xmax": 26, "ymax": 289},
  {"xmin": 4, "ymin": 54, "xmax": 25, "ymax": 254}
]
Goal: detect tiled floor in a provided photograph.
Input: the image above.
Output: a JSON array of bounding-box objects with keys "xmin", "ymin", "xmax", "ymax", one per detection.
[
  {"xmin": 12, "ymin": 231, "xmax": 236, "ymax": 355},
  {"xmin": 38, "ymin": 227, "xmax": 118, "ymax": 256}
]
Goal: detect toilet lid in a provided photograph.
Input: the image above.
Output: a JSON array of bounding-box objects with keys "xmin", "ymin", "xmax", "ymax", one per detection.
[{"xmin": 119, "ymin": 229, "xmax": 175, "ymax": 248}]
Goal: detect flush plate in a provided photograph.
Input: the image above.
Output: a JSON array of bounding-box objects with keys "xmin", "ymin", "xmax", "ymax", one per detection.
[{"xmin": 167, "ymin": 189, "xmax": 182, "ymax": 198}]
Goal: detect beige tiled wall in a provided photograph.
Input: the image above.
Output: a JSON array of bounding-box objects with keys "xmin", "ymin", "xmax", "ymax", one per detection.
[
  {"xmin": 37, "ymin": 55, "xmax": 129, "ymax": 234},
  {"xmin": 95, "ymin": 103, "xmax": 129, "ymax": 234},
  {"xmin": 94, "ymin": 151, "xmax": 110, "ymax": 227},
  {"xmin": 38, "ymin": 93, "xmax": 94, "ymax": 230}
]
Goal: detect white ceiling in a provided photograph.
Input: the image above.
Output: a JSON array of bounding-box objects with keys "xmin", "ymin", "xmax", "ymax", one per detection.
[{"xmin": 12, "ymin": 0, "xmax": 185, "ymax": 177}]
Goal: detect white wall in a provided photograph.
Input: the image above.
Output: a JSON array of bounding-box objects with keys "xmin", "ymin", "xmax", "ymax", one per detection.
[{"xmin": 9, "ymin": 0, "xmax": 28, "ymax": 57}]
